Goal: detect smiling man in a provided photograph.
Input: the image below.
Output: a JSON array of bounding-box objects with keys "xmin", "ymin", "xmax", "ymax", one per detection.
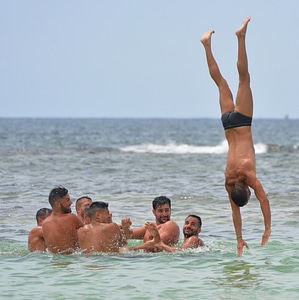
[
  {"xmin": 42, "ymin": 186, "xmax": 83, "ymax": 254},
  {"xmin": 122, "ymin": 196, "xmax": 180, "ymax": 251},
  {"xmin": 146, "ymin": 214, "xmax": 204, "ymax": 252}
]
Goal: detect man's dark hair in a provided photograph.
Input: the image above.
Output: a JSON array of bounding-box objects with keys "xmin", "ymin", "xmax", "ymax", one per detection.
[
  {"xmin": 152, "ymin": 196, "xmax": 171, "ymax": 210},
  {"xmin": 231, "ymin": 185, "xmax": 250, "ymax": 207},
  {"xmin": 187, "ymin": 214, "xmax": 202, "ymax": 228},
  {"xmin": 36, "ymin": 208, "xmax": 52, "ymax": 223},
  {"xmin": 88, "ymin": 201, "xmax": 109, "ymax": 219},
  {"xmin": 48, "ymin": 186, "xmax": 68, "ymax": 207},
  {"xmin": 76, "ymin": 196, "xmax": 92, "ymax": 208},
  {"xmin": 83, "ymin": 205, "xmax": 91, "ymax": 216}
]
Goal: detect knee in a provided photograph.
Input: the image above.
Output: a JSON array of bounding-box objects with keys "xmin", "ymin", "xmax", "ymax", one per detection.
[
  {"xmin": 239, "ymin": 73, "xmax": 250, "ymax": 84},
  {"xmin": 218, "ymin": 78, "xmax": 230, "ymax": 89}
]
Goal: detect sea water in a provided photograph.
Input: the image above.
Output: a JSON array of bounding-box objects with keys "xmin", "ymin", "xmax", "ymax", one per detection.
[{"xmin": 0, "ymin": 118, "xmax": 298, "ymax": 300}]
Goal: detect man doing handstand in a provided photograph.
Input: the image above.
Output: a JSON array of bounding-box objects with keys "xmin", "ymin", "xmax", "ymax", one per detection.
[{"xmin": 201, "ymin": 16, "xmax": 271, "ymax": 256}]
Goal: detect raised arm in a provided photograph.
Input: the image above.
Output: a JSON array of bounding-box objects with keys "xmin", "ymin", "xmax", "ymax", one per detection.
[
  {"xmin": 144, "ymin": 222, "xmax": 161, "ymax": 243},
  {"xmin": 121, "ymin": 218, "xmax": 147, "ymax": 240},
  {"xmin": 125, "ymin": 222, "xmax": 161, "ymax": 252},
  {"xmin": 157, "ymin": 220, "xmax": 180, "ymax": 246},
  {"xmin": 121, "ymin": 217, "xmax": 133, "ymax": 239},
  {"xmin": 145, "ymin": 223, "xmax": 175, "ymax": 253}
]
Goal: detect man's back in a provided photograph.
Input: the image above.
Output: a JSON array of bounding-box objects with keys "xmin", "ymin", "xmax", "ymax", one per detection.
[
  {"xmin": 42, "ymin": 213, "xmax": 82, "ymax": 254},
  {"xmin": 28, "ymin": 226, "xmax": 46, "ymax": 252},
  {"xmin": 78, "ymin": 222, "xmax": 121, "ymax": 253}
]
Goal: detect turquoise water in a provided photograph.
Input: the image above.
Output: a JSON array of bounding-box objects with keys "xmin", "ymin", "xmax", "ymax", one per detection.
[
  {"xmin": 1, "ymin": 239, "xmax": 299, "ymax": 299},
  {"xmin": 1, "ymin": 118, "xmax": 299, "ymax": 299}
]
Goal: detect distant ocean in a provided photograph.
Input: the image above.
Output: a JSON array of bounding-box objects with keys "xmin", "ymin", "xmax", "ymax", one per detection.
[{"xmin": 1, "ymin": 118, "xmax": 299, "ymax": 300}]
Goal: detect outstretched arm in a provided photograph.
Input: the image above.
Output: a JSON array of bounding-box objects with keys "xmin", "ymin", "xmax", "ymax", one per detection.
[
  {"xmin": 229, "ymin": 196, "xmax": 249, "ymax": 257},
  {"xmin": 121, "ymin": 218, "xmax": 148, "ymax": 240},
  {"xmin": 127, "ymin": 240, "xmax": 157, "ymax": 252},
  {"xmin": 250, "ymin": 177, "xmax": 271, "ymax": 245},
  {"xmin": 154, "ymin": 241, "xmax": 176, "ymax": 252}
]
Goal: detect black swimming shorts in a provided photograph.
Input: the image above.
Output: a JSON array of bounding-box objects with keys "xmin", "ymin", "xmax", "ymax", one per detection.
[{"xmin": 221, "ymin": 111, "xmax": 252, "ymax": 130}]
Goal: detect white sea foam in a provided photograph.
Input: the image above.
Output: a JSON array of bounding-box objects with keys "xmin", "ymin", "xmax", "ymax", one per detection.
[
  {"xmin": 254, "ymin": 142, "xmax": 268, "ymax": 154},
  {"xmin": 120, "ymin": 140, "xmax": 268, "ymax": 154}
]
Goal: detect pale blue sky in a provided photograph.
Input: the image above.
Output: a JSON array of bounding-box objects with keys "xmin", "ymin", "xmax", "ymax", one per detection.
[{"xmin": 1, "ymin": 0, "xmax": 298, "ymax": 118}]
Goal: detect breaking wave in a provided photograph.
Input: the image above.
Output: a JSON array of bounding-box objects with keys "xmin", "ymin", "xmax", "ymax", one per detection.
[{"xmin": 120, "ymin": 140, "xmax": 268, "ymax": 154}]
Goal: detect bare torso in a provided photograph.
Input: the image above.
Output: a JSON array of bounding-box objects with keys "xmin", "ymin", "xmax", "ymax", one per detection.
[
  {"xmin": 78, "ymin": 222, "xmax": 122, "ymax": 253},
  {"xmin": 42, "ymin": 213, "xmax": 83, "ymax": 254},
  {"xmin": 225, "ymin": 126, "xmax": 256, "ymax": 189},
  {"xmin": 180, "ymin": 235, "xmax": 204, "ymax": 249},
  {"xmin": 28, "ymin": 226, "xmax": 46, "ymax": 252}
]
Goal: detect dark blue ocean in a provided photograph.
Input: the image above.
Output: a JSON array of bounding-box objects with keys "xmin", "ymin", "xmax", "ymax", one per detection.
[{"xmin": 1, "ymin": 118, "xmax": 299, "ymax": 299}]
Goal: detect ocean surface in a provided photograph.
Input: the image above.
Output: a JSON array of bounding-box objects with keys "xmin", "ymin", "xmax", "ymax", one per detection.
[{"xmin": 0, "ymin": 117, "xmax": 298, "ymax": 300}]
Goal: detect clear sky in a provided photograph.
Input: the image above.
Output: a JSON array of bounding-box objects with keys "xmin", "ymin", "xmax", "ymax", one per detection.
[{"xmin": 1, "ymin": 0, "xmax": 298, "ymax": 118}]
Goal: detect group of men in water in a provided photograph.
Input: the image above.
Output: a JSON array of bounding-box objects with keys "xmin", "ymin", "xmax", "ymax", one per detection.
[
  {"xmin": 28, "ymin": 190, "xmax": 204, "ymax": 254},
  {"xmin": 28, "ymin": 17, "xmax": 271, "ymax": 257}
]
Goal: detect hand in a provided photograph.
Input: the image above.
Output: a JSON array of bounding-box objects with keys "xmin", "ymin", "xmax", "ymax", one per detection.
[
  {"xmin": 154, "ymin": 242, "xmax": 165, "ymax": 252},
  {"xmin": 261, "ymin": 228, "xmax": 271, "ymax": 246},
  {"xmin": 144, "ymin": 222, "xmax": 159, "ymax": 237},
  {"xmin": 121, "ymin": 217, "xmax": 132, "ymax": 229},
  {"xmin": 145, "ymin": 222, "xmax": 161, "ymax": 243},
  {"xmin": 237, "ymin": 238, "xmax": 249, "ymax": 257}
]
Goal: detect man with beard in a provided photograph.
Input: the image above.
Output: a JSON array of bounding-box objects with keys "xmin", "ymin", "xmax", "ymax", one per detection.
[
  {"xmin": 42, "ymin": 186, "xmax": 83, "ymax": 254},
  {"xmin": 121, "ymin": 196, "xmax": 180, "ymax": 251},
  {"xmin": 146, "ymin": 215, "xmax": 204, "ymax": 252}
]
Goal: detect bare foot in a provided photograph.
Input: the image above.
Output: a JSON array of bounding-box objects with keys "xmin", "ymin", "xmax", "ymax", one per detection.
[
  {"xmin": 200, "ymin": 30, "xmax": 215, "ymax": 47},
  {"xmin": 235, "ymin": 16, "xmax": 251, "ymax": 37}
]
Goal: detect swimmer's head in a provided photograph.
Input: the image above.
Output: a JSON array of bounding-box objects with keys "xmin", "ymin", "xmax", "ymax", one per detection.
[{"xmin": 231, "ymin": 184, "xmax": 251, "ymax": 207}]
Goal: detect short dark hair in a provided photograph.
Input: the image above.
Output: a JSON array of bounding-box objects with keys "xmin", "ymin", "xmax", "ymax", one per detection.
[
  {"xmin": 152, "ymin": 196, "xmax": 171, "ymax": 210},
  {"xmin": 36, "ymin": 208, "xmax": 52, "ymax": 223},
  {"xmin": 76, "ymin": 196, "xmax": 92, "ymax": 208},
  {"xmin": 48, "ymin": 186, "xmax": 68, "ymax": 207},
  {"xmin": 231, "ymin": 185, "xmax": 250, "ymax": 207},
  {"xmin": 83, "ymin": 205, "xmax": 91, "ymax": 216},
  {"xmin": 88, "ymin": 201, "xmax": 109, "ymax": 219},
  {"xmin": 186, "ymin": 214, "xmax": 202, "ymax": 228}
]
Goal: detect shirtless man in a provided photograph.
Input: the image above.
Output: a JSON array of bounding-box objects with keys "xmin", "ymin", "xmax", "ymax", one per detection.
[
  {"xmin": 77, "ymin": 201, "xmax": 124, "ymax": 253},
  {"xmin": 147, "ymin": 214, "xmax": 204, "ymax": 252},
  {"xmin": 28, "ymin": 207, "xmax": 52, "ymax": 252},
  {"xmin": 201, "ymin": 17, "xmax": 271, "ymax": 256},
  {"xmin": 75, "ymin": 196, "xmax": 92, "ymax": 224},
  {"xmin": 42, "ymin": 186, "xmax": 83, "ymax": 254},
  {"xmin": 122, "ymin": 196, "xmax": 180, "ymax": 251}
]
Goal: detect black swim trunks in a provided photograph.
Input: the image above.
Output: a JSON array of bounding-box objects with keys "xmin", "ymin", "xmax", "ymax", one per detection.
[{"xmin": 221, "ymin": 111, "xmax": 252, "ymax": 130}]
